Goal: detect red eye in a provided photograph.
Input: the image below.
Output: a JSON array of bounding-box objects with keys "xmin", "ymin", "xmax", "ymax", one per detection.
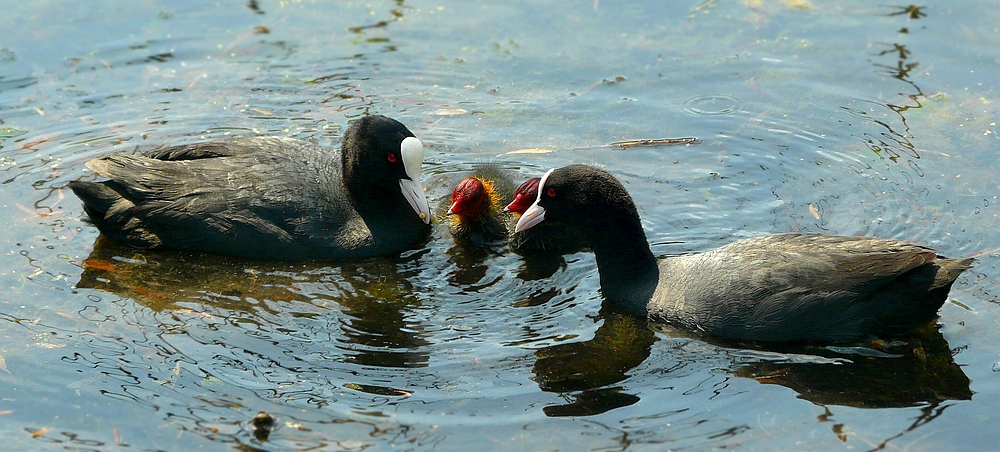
[
  {"xmin": 546, "ymin": 188, "xmax": 557, "ymax": 198},
  {"xmin": 387, "ymin": 153, "xmax": 397, "ymax": 163}
]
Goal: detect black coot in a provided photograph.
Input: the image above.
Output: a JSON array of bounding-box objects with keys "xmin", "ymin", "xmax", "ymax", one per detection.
[
  {"xmin": 68, "ymin": 115, "xmax": 431, "ymax": 261},
  {"xmin": 515, "ymin": 164, "xmax": 974, "ymax": 342}
]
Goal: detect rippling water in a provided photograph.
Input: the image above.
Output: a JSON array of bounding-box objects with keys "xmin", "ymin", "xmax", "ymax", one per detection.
[{"xmin": 2, "ymin": 1, "xmax": 999, "ymax": 450}]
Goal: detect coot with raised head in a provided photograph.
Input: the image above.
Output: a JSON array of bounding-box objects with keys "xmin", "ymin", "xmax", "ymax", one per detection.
[{"xmin": 69, "ymin": 115, "xmax": 431, "ymax": 261}]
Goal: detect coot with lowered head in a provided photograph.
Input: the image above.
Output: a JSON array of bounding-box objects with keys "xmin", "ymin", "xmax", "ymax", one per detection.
[
  {"xmin": 515, "ymin": 164, "xmax": 974, "ymax": 343},
  {"xmin": 69, "ymin": 115, "xmax": 431, "ymax": 261}
]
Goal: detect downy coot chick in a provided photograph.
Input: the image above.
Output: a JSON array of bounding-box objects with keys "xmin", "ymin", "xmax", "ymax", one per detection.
[{"xmin": 446, "ymin": 164, "xmax": 516, "ymax": 246}]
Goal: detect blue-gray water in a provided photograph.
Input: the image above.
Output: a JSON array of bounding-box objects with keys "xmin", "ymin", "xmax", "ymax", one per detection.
[{"xmin": 2, "ymin": 1, "xmax": 999, "ymax": 450}]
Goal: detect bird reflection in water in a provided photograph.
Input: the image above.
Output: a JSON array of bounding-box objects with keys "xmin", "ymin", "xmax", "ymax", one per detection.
[
  {"xmin": 530, "ymin": 312, "xmax": 969, "ymax": 417},
  {"xmin": 76, "ymin": 235, "xmax": 431, "ymax": 372}
]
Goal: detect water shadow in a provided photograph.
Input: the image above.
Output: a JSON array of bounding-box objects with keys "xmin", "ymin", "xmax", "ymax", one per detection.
[
  {"xmin": 76, "ymin": 235, "xmax": 431, "ymax": 369},
  {"xmin": 726, "ymin": 324, "xmax": 972, "ymax": 409},
  {"xmin": 530, "ymin": 305, "xmax": 969, "ymax": 417},
  {"xmin": 532, "ymin": 310, "xmax": 656, "ymax": 417}
]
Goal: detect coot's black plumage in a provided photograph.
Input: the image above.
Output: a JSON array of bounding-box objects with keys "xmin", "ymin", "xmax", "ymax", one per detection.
[
  {"xmin": 68, "ymin": 115, "xmax": 431, "ymax": 261},
  {"xmin": 515, "ymin": 165, "xmax": 974, "ymax": 343}
]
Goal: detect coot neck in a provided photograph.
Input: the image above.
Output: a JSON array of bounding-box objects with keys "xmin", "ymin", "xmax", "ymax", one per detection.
[
  {"xmin": 340, "ymin": 156, "xmax": 403, "ymax": 220},
  {"xmin": 585, "ymin": 204, "xmax": 659, "ymax": 316},
  {"xmin": 342, "ymin": 157, "xmax": 429, "ymax": 242}
]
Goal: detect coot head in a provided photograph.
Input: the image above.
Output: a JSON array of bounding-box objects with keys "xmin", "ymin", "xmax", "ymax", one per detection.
[
  {"xmin": 445, "ymin": 169, "xmax": 514, "ymax": 246},
  {"xmin": 342, "ymin": 115, "xmax": 430, "ymax": 223},
  {"xmin": 504, "ymin": 177, "xmax": 540, "ymax": 215},
  {"xmin": 515, "ymin": 165, "xmax": 638, "ymax": 237},
  {"xmin": 448, "ymin": 176, "xmax": 492, "ymax": 217}
]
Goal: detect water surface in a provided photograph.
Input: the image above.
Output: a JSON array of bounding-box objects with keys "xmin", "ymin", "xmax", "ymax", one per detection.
[{"xmin": 2, "ymin": 1, "xmax": 999, "ymax": 450}]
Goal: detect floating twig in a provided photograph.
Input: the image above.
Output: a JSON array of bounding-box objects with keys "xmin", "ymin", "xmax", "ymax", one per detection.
[
  {"xmin": 610, "ymin": 137, "xmax": 698, "ymax": 148},
  {"xmin": 501, "ymin": 136, "xmax": 698, "ymax": 155}
]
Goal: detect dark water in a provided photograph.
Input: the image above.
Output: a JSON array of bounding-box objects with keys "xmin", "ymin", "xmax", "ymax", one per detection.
[{"xmin": 2, "ymin": 1, "xmax": 999, "ymax": 450}]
